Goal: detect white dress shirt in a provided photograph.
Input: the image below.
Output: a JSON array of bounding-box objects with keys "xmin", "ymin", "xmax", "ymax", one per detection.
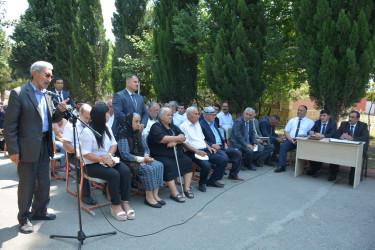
[
  {"xmin": 142, "ymin": 118, "xmax": 156, "ymax": 137},
  {"xmin": 173, "ymin": 113, "xmax": 186, "ymax": 127},
  {"xmin": 106, "ymin": 114, "xmax": 114, "ymax": 128},
  {"xmin": 80, "ymin": 125, "xmax": 117, "ymax": 164},
  {"xmin": 179, "ymin": 120, "xmax": 206, "ymax": 149},
  {"xmin": 217, "ymin": 111, "xmax": 234, "ymax": 130},
  {"xmin": 285, "ymin": 116, "xmax": 315, "ymax": 139}
]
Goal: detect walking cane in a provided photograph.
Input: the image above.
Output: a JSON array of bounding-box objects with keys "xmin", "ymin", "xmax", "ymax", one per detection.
[{"xmin": 173, "ymin": 145, "xmax": 185, "ymax": 197}]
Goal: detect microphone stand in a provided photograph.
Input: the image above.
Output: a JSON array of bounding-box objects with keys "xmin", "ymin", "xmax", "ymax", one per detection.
[{"xmin": 49, "ymin": 101, "xmax": 116, "ymax": 249}]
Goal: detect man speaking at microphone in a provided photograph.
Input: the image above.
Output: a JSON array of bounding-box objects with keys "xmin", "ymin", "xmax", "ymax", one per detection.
[{"xmin": 4, "ymin": 61, "xmax": 68, "ymax": 234}]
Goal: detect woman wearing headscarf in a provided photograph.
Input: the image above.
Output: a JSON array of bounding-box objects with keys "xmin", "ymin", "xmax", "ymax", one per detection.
[
  {"xmin": 148, "ymin": 107, "xmax": 193, "ymax": 203},
  {"xmin": 80, "ymin": 103, "xmax": 133, "ymax": 221},
  {"xmin": 116, "ymin": 113, "xmax": 165, "ymax": 208}
]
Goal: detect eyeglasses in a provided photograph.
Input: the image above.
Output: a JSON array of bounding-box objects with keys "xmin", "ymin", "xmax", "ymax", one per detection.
[{"xmin": 40, "ymin": 72, "xmax": 54, "ymax": 79}]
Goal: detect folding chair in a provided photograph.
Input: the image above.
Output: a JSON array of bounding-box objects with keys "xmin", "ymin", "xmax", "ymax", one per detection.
[{"xmin": 50, "ymin": 132, "xmax": 66, "ymax": 181}]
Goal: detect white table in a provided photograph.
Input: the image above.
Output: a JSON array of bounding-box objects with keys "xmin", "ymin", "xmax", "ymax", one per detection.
[{"xmin": 295, "ymin": 137, "xmax": 364, "ymax": 188}]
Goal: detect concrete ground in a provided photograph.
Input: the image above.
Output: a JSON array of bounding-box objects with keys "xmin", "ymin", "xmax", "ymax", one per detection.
[{"xmin": 0, "ymin": 155, "xmax": 374, "ymax": 250}]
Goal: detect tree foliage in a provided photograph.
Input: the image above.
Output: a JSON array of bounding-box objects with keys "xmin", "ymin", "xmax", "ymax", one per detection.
[
  {"xmin": 294, "ymin": 0, "xmax": 375, "ymax": 120},
  {"xmin": 152, "ymin": 0, "xmax": 199, "ymax": 104},
  {"xmin": 204, "ymin": 0, "xmax": 267, "ymax": 114},
  {"xmin": 111, "ymin": 0, "xmax": 147, "ymax": 93}
]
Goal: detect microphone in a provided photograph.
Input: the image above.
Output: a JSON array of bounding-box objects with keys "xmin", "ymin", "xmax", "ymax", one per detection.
[{"xmin": 46, "ymin": 91, "xmax": 60, "ymax": 98}]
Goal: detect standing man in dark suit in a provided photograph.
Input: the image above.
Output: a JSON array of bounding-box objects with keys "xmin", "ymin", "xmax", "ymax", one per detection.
[
  {"xmin": 200, "ymin": 106, "xmax": 244, "ymax": 181},
  {"xmin": 4, "ymin": 61, "xmax": 67, "ymax": 234},
  {"xmin": 307, "ymin": 110, "xmax": 337, "ymax": 178},
  {"xmin": 334, "ymin": 110, "xmax": 369, "ymax": 185},
  {"xmin": 112, "ymin": 75, "xmax": 148, "ymax": 134},
  {"xmin": 259, "ymin": 115, "xmax": 283, "ymax": 162},
  {"xmin": 53, "ymin": 77, "xmax": 73, "ymax": 119},
  {"xmin": 230, "ymin": 107, "xmax": 258, "ymax": 171}
]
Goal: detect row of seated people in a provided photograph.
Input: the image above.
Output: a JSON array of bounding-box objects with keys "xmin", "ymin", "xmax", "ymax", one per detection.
[{"xmin": 272, "ymin": 105, "xmax": 369, "ymax": 186}]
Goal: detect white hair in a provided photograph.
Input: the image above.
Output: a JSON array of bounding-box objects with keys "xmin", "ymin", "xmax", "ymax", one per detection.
[
  {"xmin": 30, "ymin": 61, "xmax": 53, "ymax": 78},
  {"xmin": 186, "ymin": 106, "xmax": 197, "ymax": 115}
]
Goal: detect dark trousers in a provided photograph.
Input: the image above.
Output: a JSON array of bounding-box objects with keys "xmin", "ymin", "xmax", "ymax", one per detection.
[
  {"xmin": 252, "ymin": 143, "xmax": 274, "ymax": 162},
  {"xmin": 85, "ymin": 162, "xmax": 131, "ymax": 205},
  {"xmin": 310, "ymin": 162, "xmax": 339, "ymax": 176},
  {"xmin": 68, "ymin": 154, "xmax": 91, "ymax": 197},
  {"xmin": 239, "ymin": 147, "xmax": 254, "ymax": 168},
  {"xmin": 17, "ymin": 136, "xmax": 50, "ymax": 225},
  {"xmin": 278, "ymin": 139, "xmax": 296, "ymax": 167},
  {"xmin": 186, "ymin": 149, "xmax": 227, "ymax": 184},
  {"xmin": 272, "ymin": 140, "xmax": 280, "ymax": 156},
  {"xmin": 217, "ymin": 147, "xmax": 242, "ymax": 178}
]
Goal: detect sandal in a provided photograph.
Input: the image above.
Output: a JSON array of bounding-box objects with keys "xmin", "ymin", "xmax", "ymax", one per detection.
[
  {"xmin": 110, "ymin": 206, "xmax": 127, "ymax": 221},
  {"xmin": 125, "ymin": 209, "xmax": 135, "ymax": 220},
  {"xmin": 184, "ymin": 190, "xmax": 194, "ymax": 199},
  {"xmin": 170, "ymin": 193, "xmax": 185, "ymax": 203}
]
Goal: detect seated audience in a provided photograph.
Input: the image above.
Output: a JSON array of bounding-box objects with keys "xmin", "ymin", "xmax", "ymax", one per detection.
[
  {"xmin": 230, "ymin": 108, "xmax": 258, "ymax": 171},
  {"xmin": 275, "ymin": 105, "xmax": 314, "ymax": 173},
  {"xmin": 143, "ymin": 102, "xmax": 160, "ymax": 138},
  {"xmin": 259, "ymin": 115, "xmax": 283, "ymax": 162},
  {"xmin": 116, "ymin": 113, "xmax": 165, "ymax": 208},
  {"xmin": 307, "ymin": 110, "xmax": 337, "ymax": 178},
  {"xmin": 217, "ymin": 102, "xmax": 234, "ymax": 131},
  {"xmin": 200, "ymin": 106, "xmax": 244, "ymax": 181},
  {"xmin": 148, "ymin": 107, "xmax": 193, "ymax": 203},
  {"xmin": 334, "ymin": 110, "xmax": 369, "ymax": 185},
  {"xmin": 249, "ymin": 108, "xmax": 274, "ymax": 167},
  {"xmin": 63, "ymin": 104, "xmax": 95, "ymax": 205},
  {"xmin": 80, "ymin": 103, "xmax": 133, "ymax": 221},
  {"xmin": 180, "ymin": 107, "xmax": 227, "ymax": 193},
  {"xmin": 52, "ymin": 116, "xmax": 68, "ymax": 170}
]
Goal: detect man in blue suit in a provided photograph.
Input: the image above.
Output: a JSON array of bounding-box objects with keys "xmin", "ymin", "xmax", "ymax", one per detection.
[
  {"xmin": 112, "ymin": 75, "xmax": 148, "ymax": 134},
  {"xmin": 53, "ymin": 78, "xmax": 73, "ymax": 119},
  {"xmin": 307, "ymin": 110, "xmax": 337, "ymax": 178},
  {"xmin": 259, "ymin": 115, "xmax": 283, "ymax": 162},
  {"xmin": 200, "ymin": 106, "xmax": 244, "ymax": 181}
]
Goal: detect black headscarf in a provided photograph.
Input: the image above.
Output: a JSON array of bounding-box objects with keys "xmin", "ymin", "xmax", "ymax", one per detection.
[{"xmin": 115, "ymin": 113, "xmax": 145, "ymax": 156}]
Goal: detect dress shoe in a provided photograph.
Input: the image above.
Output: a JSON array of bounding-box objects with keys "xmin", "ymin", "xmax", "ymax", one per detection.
[
  {"xmin": 20, "ymin": 220, "xmax": 34, "ymax": 234},
  {"xmin": 199, "ymin": 183, "xmax": 206, "ymax": 192},
  {"xmin": 157, "ymin": 200, "xmax": 166, "ymax": 205},
  {"xmin": 256, "ymin": 160, "xmax": 264, "ymax": 167},
  {"xmin": 31, "ymin": 213, "xmax": 56, "ymax": 220},
  {"xmin": 216, "ymin": 179, "xmax": 225, "ymax": 185},
  {"xmin": 327, "ymin": 175, "xmax": 336, "ymax": 181},
  {"xmin": 228, "ymin": 175, "xmax": 244, "ymax": 181},
  {"xmin": 248, "ymin": 166, "xmax": 257, "ymax": 171},
  {"xmin": 207, "ymin": 180, "xmax": 224, "ymax": 188},
  {"xmin": 313, "ymin": 171, "xmax": 319, "ymax": 178},
  {"xmin": 274, "ymin": 166, "xmax": 286, "ymax": 173},
  {"xmin": 82, "ymin": 195, "xmax": 97, "ymax": 205},
  {"xmin": 144, "ymin": 199, "xmax": 162, "ymax": 208}
]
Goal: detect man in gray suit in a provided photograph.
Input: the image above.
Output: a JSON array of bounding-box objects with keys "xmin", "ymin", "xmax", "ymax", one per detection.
[
  {"xmin": 112, "ymin": 75, "xmax": 148, "ymax": 134},
  {"xmin": 4, "ymin": 61, "xmax": 66, "ymax": 233}
]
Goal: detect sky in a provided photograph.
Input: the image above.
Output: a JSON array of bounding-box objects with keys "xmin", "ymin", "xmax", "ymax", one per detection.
[{"xmin": 2, "ymin": 0, "xmax": 116, "ymax": 41}]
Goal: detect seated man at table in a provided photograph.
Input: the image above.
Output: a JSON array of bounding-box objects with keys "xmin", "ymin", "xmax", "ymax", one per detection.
[
  {"xmin": 259, "ymin": 115, "xmax": 283, "ymax": 162},
  {"xmin": 275, "ymin": 105, "xmax": 314, "ymax": 173},
  {"xmin": 334, "ymin": 110, "xmax": 369, "ymax": 185},
  {"xmin": 307, "ymin": 109, "xmax": 337, "ymax": 178},
  {"xmin": 179, "ymin": 107, "xmax": 228, "ymax": 192},
  {"xmin": 230, "ymin": 107, "xmax": 259, "ymax": 171},
  {"xmin": 200, "ymin": 106, "xmax": 244, "ymax": 181}
]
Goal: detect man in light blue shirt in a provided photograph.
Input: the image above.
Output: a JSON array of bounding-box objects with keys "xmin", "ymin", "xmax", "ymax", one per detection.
[{"xmin": 216, "ymin": 102, "xmax": 233, "ymax": 131}]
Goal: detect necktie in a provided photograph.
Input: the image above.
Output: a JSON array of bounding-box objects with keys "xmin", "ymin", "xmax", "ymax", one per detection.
[
  {"xmin": 349, "ymin": 125, "xmax": 354, "ymax": 137},
  {"xmin": 58, "ymin": 91, "xmax": 63, "ymax": 102},
  {"xmin": 131, "ymin": 94, "xmax": 137, "ymax": 108},
  {"xmin": 321, "ymin": 123, "xmax": 327, "ymax": 135},
  {"xmin": 245, "ymin": 121, "xmax": 250, "ymax": 144},
  {"xmin": 294, "ymin": 119, "xmax": 301, "ymax": 138}
]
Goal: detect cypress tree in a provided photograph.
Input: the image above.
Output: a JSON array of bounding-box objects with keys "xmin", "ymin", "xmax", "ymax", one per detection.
[
  {"xmin": 9, "ymin": 0, "xmax": 56, "ymax": 79},
  {"xmin": 74, "ymin": 0, "xmax": 109, "ymax": 101},
  {"xmin": 54, "ymin": 0, "xmax": 79, "ymax": 96},
  {"xmin": 152, "ymin": 0, "xmax": 199, "ymax": 104},
  {"xmin": 204, "ymin": 0, "xmax": 266, "ymax": 114},
  {"xmin": 294, "ymin": 0, "xmax": 375, "ymax": 120},
  {"xmin": 111, "ymin": 0, "xmax": 147, "ymax": 93}
]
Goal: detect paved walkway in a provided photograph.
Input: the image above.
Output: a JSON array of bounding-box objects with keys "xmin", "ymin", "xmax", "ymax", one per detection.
[{"xmin": 0, "ymin": 156, "xmax": 374, "ymax": 250}]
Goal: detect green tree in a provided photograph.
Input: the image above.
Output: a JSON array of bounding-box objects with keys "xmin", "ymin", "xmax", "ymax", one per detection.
[
  {"xmin": 53, "ymin": 0, "xmax": 79, "ymax": 96},
  {"xmin": 73, "ymin": 0, "xmax": 109, "ymax": 101},
  {"xmin": 204, "ymin": 0, "xmax": 267, "ymax": 114},
  {"xmin": 294, "ymin": 0, "xmax": 375, "ymax": 120},
  {"xmin": 9, "ymin": 0, "xmax": 56, "ymax": 79},
  {"xmin": 152, "ymin": 0, "xmax": 199, "ymax": 104},
  {"xmin": 111, "ymin": 0, "xmax": 147, "ymax": 93}
]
